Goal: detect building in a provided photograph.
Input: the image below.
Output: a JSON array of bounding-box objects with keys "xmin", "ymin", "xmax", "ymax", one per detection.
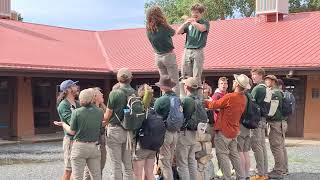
[{"xmin": 0, "ymin": 10, "xmax": 320, "ymax": 139}]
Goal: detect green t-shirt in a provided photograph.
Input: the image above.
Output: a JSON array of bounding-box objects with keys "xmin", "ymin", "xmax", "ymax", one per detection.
[
  {"xmin": 269, "ymin": 88, "xmax": 284, "ymax": 121},
  {"xmin": 182, "ymin": 93, "xmax": 197, "ymax": 121},
  {"xmin": 57, "ymin": 99, "xmax": 80, "ymax": 137},
  {"xmin": 251, "ymin": 83, "xmax": 267, "ymax": 106},
  {"xmin": 70, "ymin": 105, "xmax": 103, "ymax": 142},
  {"xmin": 147, "ymin": 25, "xmax": 175, "ymax": 54},
  {"xmin": 183, "ymin": 19, "xmax": 210, "ymax": 49},
  {"xmin": 107, "ymin": 84, "xmax": 136, "ymax": 125},
  {"xmin": 154, "ymin": 91, "xmax": 176, "ymax": 119}
]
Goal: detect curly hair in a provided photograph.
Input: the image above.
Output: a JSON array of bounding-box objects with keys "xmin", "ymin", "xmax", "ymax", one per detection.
[{"xmin": 146, "ymin": 6, "xmax": 171, "ymax": 33}]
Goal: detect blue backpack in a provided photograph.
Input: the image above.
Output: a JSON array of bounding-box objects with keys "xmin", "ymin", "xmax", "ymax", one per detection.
[{"xmin": 166, "ymin": 96, "xmax": 184, "ymax": 132}]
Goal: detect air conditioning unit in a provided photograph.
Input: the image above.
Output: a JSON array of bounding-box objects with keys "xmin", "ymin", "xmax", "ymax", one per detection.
[
  {"xmin": 0, "ymin": 0, "xmax": 11, "ymax": 19},
  {"xmin": 256, "ymin": 0, "xmax": 288, "ymax": 15}
]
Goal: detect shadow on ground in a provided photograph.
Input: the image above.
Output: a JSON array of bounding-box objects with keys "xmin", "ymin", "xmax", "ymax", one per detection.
[{"xmin": 284, "ymin": 172, "xmax": 320, "ymax": 180}]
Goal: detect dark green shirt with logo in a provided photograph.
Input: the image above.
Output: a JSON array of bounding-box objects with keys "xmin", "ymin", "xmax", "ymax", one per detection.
[
  {"xmin": 107, "ymin": 84, "xmax": 136, "ymax": 125},
  {"xmin": 182, "ymin": 93, "xmax": 197, "ymax": 121},
  {"xmin": 183, "ymin": 19, "xmax": 210, "ymax": 49},
  {"xmin": 154, "ymin": 91, "xmax": 176, "ymax": 119},
  {"xmin": 147, "ymin": 25, "xmax": 175, "ymax": 54},
  {"xmin": 57, "ymin": 99, "xmax": 80, "ymax": 138},
  {"xmin": 70, "ymin": 105, "xmax": 103, "ymax": 142}
]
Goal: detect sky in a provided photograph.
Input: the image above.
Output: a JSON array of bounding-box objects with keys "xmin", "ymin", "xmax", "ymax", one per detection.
[{"xmin": 11, "ymin": 0, "xmax": 147, "ymax": 31}]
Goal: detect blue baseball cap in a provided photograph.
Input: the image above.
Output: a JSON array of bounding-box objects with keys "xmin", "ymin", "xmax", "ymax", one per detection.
[{"xmin": 59, "ymin": 80, "xmax": 79, "ymax": 92}]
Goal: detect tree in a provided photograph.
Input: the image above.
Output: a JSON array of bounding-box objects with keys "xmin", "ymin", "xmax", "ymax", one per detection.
[
  {"xmin": 235, "ymin": 0, "xmax": 255, "ymax": 17},
  {"xmin": 145, "ymin": 0, "xmax": 236, "ymax": 24},
  {"xmin": 17, "ymin": 13, "xmax": 23, "ymax": 22},
  {"xmin": 289, "ymin": 0, "xmax": 320, "ymax": 13}
]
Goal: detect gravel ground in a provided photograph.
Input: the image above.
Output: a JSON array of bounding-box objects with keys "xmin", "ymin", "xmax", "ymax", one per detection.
[{"xmin": 0, "ymin": 142, "xmax": 320, "ymax": 180}]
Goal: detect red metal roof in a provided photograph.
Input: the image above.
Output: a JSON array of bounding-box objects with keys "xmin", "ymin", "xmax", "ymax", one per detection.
[
  {"xmin": 1, "ymin": 11, "xmax": 320, "ymax": 74},
  {"xmin": 0, "ymin": 19, "xmax": 110, "ymax": 73},
  {"xmin": 98, "ymin": 11, "xmax": 320, "ymax": 73}
]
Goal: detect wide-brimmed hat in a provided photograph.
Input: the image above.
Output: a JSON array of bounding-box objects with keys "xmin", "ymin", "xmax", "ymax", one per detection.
[
  {"xmin": 233, "ymin": 74, "xmax": 251, "ymax": 90},
  {"xmin": 155, "ymin": 75, "xmax": 176, "ymax": 89},
  {"xmin": 183, "ymin": 77, "xmax": 201, "ymax": 89},
  {"xmin": 264, "ymin": 75, "xmax": 277, "ymax": 81}
]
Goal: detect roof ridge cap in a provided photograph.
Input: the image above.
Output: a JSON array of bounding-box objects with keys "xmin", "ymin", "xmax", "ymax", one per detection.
[{"xmin": 94, "ymin": 32, "xmax": 114, "ymax": 72}]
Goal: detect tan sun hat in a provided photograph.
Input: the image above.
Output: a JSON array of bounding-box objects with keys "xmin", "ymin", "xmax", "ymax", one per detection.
[
  {"xmin": 233, "ymin": 74, "xmax": 251, "ymax": 90},
  {"xmin": 264, "ymin": 75, "xmax": 277, "ymax": 81},
  {"xmin": 183, "ymin": 77, "xmax": 201, "ymax": 89}
]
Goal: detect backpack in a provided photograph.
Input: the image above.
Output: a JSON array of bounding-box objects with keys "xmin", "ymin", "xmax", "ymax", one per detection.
[
  {"xmin": 259, "ymin": 84, "xmax": 280, "ymax": 117},
  {"xmin": 241, "ymin": 92, "xmax": 261, "ymax": 129},
  {"xmin": 282, "ymin": 91, "xmax": 295, "ymax": 117},
  {"xmin": 166, "ymin": 96, "xmax": 184, "ymax": 132},
  {"xmin": 117, "ymin": 89, "xmax": 146, "ymax": 130},
  {"xmin": 185, "ymin": 97, "xmax": 208, "ymax": 131},
  {"xmin": 138, "ymin": 109, "xmax": 166, "ymax": 151}
]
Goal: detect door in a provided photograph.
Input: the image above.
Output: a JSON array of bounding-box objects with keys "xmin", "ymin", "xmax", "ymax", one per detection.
[
  {"xmin": 0, "ymin": 78, "xmax": 13, "ymax": 139},
  {"xmin": 284, "ymin": 76, "xmax": 306, "ymax": 137}
]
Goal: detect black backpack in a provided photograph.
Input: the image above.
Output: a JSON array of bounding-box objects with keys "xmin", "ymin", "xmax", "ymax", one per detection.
[
  {"xmin": 282, "ymin": 91, "xmax": 295, "ymax": 117},
  {"xmin": 185, "ymin": 97, "xmax": 208, "ymax": 131},
  {"xmin": 137, "ymin": 109, "xmax": 166, "ymax": 151},
  {"xmin": 241, "ymin": 92, "xmax": 261, "ymax": 129}
]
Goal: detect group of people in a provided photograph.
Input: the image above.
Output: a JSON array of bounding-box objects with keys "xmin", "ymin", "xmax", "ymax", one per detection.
[{"xmin": 53, "ymin": 3, "xmax": 295, "ymax": 180}]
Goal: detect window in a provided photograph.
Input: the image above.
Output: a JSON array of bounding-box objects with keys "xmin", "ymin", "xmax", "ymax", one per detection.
[{"xmin": 312, "ymin": 88, "xmax": 320, "ymax": 99}]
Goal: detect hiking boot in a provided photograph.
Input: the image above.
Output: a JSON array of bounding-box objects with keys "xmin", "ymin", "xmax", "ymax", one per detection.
[
  {"xmin": 267, "ymin": 171, "xmax": 284, "ymax": 179},
  {"xmin": 250, "ymin": 175, "xmax": 267, "ymax": 180}
]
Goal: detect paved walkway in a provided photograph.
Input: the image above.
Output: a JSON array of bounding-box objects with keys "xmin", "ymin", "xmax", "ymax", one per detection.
[
  {"xmin": 0, "ymin": 132, "xmax": 64, "ymax": 146},
  {"xmin": 1, "ymin": 132, "xmax": 319, "ymax": 146}
]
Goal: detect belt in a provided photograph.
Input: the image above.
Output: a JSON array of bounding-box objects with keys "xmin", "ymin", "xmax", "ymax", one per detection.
[
  {"xmin": 108, "ymin": 123, "xmax": 121, "ymax": 127},
  {"xmin": 156, "ymin": 50, "xmax": 173, "ymax": 55},
  {"xmin": 74, "ymin": 140, "xmax": 98, "ymax": 144}
]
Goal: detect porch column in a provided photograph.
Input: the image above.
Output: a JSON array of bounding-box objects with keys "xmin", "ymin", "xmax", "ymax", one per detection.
[{"xmin": 16, "ymin": 77, "xmax": 35, "ymax": 138}]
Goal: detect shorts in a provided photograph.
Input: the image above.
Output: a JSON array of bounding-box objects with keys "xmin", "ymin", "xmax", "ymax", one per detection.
[
  {"xmin": 133, "ymin": 142, "xmax": 156, "ymax": 161},
  {"xmin": 63, "ymin": 136, "xmax": 73, "ymax": 171}
]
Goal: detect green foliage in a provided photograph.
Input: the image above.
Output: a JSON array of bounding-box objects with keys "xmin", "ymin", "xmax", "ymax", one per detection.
[
  {"xmin": 145, "ymin": 0, "xmax": 236, "ymax": 24},
  {"xmin": 145, "ymin": 0, "xmax": 320, "ymax": 24},
  {"xmin": 235, "ymin": 0, "xmax": 255, "ymax": 17},
  {"xmin": 17, "ymin": 13, "xmax": 23, "ymax": 22}
]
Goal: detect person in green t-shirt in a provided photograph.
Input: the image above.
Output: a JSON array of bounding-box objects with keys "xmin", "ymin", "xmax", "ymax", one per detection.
[
  {"xmin": 56, "ymin": 79, "xmax": 80, "ymax": 180},
  {"xmin": 250, "ymin": 68, "xmax": 269, "ymax": 179},
  {"xmin": 55, "ymin": 88, "xmax": 103, "ymax": 180},
  {"xmin": 177, "ymin": 3, "xmax": 210, "ymax": 86},
  {"xmin": 83, "ymin": 87, "xmax": 107, "ymax": 180},
  {"xmin": 146, "ymin": 6, "xmax": 180, "ymax": 97},
  {"xmin": 154, "ymin": 75, "xmax": 179, "ymax": 180},
  {"xmin": 176, "ymin": 77, "xmax": 200, "ymax": 180},
  {"xmin": 264, "ymin": 75, "xmax": 286, "ymax": 179},
  {"xmin": 104, "ymin": 68, "xmax": 135, "ymax": 180}
]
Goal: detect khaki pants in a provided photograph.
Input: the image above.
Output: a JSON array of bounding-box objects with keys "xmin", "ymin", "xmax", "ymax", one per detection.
[
  {"xmin": 282, "ymin": 121, "xmax": 288, "ymax": 173},
  {"xmin": 155, "ymin": 52, "xmax": 180, "ymax": 96},
  {"xmin": 63, "ymin": 136, "xmax": 73, "ymax": 171},
  {"xmin": 181, "ymin": 49, "xmax": 204, "ymax": 85},
  {"xmin": 83, "ymin": 134, "xmax": 106, "ymax": 180},
  {"xmin": 71, "ymin": 142, "xmax": 101, "ymax": 180},
  {"xmin": 214, "ymin": 131, "xmax": 244, "ymax": 180},
  {"xmin": 106, "ymin": 125, "xmax": 133, "ymax": 180},
  {"xmin": 251, "ymin": 119, "xmax": 268, "ymax": 176},
  {"xmin": 176, "ymin": 130, "xmax": 197, "ymax": 180},
  {"xmin": 159, "ymin": 130, "xmax": 178, "ymax": 180},
  {"xmin": 268, "ymin": 121, "xmax": 286, "ymax": 174}
]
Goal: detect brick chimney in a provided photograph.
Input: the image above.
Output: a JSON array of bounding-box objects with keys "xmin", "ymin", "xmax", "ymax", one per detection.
[
  {"xmin": 0, "ymin": 0, "xmax": 11, "ymax": 19},
  {"xmin": 256, "ymin": 0, "xmax": 289, "ymax": 22}
]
